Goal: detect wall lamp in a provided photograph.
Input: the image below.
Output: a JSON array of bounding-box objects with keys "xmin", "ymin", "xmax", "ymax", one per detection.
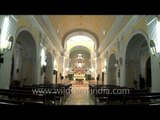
[
  {"xmin": 102, "ymin": 66, "xmax": 106, "ymax": 72},
  {"xmin": 150, "ymin": 39, "xmax": 158, "ymax": 56},
  {"xmin": 0, "ymin": 36, "xmax": 13, "ymax": 63},
  {"xmin": 114, "ymin": 57, "xmax": 123, "ymax": 68},
  {"xmin": 1, "ymin": 16, "xmax": 13, "ymax": 63},
  {"xmin": 114, "ymin": 60, "xmax": 119, "ymax": 68},
  {"xmin": 0, "ymin": 14, "xmax": 14, "ymax": 64},
  {"xmin": 40, "ymin": 47, "xmax": 47, "ymax": 74}
]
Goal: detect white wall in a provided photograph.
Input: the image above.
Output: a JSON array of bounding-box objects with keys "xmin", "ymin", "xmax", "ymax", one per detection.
[
  {"xmin": 140, "ymin": 46, "xmax": 150, "ymax": 80},
  {"xmin": 146, "ymin": 16, "xmax": 160, "ymax": 92},
  {"xmin": 0, "ymin": 16, "xmax": 18, "ymax": 89},
  {"xmin": 13, "ymin": 42, "xmax": 22, "ymax": 81},
  {"xmin": 151, "ymin": 56, "xmax": 160, "ymax": 92}
]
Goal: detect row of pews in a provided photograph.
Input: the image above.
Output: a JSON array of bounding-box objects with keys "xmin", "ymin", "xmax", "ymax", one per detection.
[
  {"xmin": 89, "ymin": 84, "xmax": 160, "ymax": 105},
  {"xmin": 0, "ymin": 83, "xmax": 72, "ymax": 107}
]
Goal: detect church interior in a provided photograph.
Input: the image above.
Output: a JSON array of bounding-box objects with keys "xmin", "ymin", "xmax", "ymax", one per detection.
[{"xmin": 0, "ymin": 15, "xmax": 160, "ymax": 110}]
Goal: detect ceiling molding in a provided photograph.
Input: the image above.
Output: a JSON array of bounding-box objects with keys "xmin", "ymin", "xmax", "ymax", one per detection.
[
  {"xmin": 25, "ymin": 16, "xmax": 59, "ymax": 53},
  {"xmin": 70, "ymin": 46, "xmax": 90, "ymax": 54},
  {"xmin": 98, "ymin": 16, "xmax": 126, "ymax": 53},
  {"xmin": 98, "ymin": 15, "xmax": 143, "ymax": 54},
  {"xmin": 62, "ymin": 28, "xmax": 99, "ymax": 51},
  {"xmin": 41, "ymin": 16, "xmax": 64, "ymax": 53}
]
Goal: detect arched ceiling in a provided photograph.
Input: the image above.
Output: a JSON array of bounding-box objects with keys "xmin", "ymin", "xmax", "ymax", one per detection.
[
  {"xmin": 34, "ymin": 15, "xmax": 132, "ymax": 53},
  {"xmin": 70, "ymin": 46, "xmax": 90, "ymax": 53},
  {"xmin": 67, "ymin": 35, "xmax": 94, "ymax": 52},
  {"xmin": 70, "ymin": 46, "xmax": 90, "ymax": 58},
  {"xmin": 48, "ymin": 15, "xmax": 116, "ymax": 47},
  {"xmin": 69, "ymin": 46, "xmax": 91, "ymax": 69}
]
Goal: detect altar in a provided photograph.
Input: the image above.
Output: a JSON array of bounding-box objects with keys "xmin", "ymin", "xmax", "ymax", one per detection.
[
  {"xmin": 74, "ymin": 74, "xmax": 85, "ymax": 80},
  {"xmin": 72, "ymin": 54, "xmax": 86, "ymax": 82}
]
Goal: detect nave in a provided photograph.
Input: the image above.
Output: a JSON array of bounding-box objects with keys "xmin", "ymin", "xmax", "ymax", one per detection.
[
  {"xmin": 64, "ymin": 81, "xmax": 94, "ymax": 105},
  {"xmin": 1, "ymin": 15, "xmax": 160, "ymax": 109}
]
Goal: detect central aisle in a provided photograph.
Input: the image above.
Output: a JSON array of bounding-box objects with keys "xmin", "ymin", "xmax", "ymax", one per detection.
[{"xmin": 64, "ymin": 81, "xmax": 94, "ymax": 105}]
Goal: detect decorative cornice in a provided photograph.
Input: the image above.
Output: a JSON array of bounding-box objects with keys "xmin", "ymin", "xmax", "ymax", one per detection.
[
  {"xmin": 41, "ymin": 16, "xmax": 63, "ymax": 52},
  {"xmin": 98, "ymin": 15, "xmax": 143, "ymax": 54},
  {"xmin": 98, "ymin": 16, "xmax": 125, "ymax": 53},
  {"xmin": 25, "ymin": 16, "xmax": 60, "ymax": 53}
]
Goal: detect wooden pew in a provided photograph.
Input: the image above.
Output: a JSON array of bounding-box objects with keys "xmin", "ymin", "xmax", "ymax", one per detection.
[
  {"xmin": 91, "ymin": 85, "xmax": 160, "ymax": 106},
  {"xmin": 123, "ymin": 92, "xmax": 160, "ymax": 105},
  {"xmin": 9, "ymin": 83, "xmax": 72, "ymax": 105},
  {"xmin": 0, "ymin": 89, "xmax": 47, "ymax": 105},
  {"xmin": 90, "ymin": 85, "xmax": 156, "ymax": 105},
  {"xmin": 89, "ymin": 84, "xmax": 120, "ymax": 104}
]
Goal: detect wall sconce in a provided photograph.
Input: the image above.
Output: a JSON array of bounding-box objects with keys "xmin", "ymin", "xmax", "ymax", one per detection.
[
  {"xmin": 114, "ymin": 60, "xmax": 118, "ymax": 68},
  {"xmin": 0, "ymin": 16, "xmax": 13, "ymax": 64},
  {"xmin": 0, "ymin": 36, "xmax": 14, "ymax": 64},
  {"xmin": 102, "ymin": 66, "xmax": 107, "ymax": 72},
  {"xmin": 40, "ymin": 47, "xmax": 47, "ymax": 75},
  {"xmin": 114, "ymin": 59, "xmax": 120, "ymax": 78},
  {"xmin": 119, "ymin": 57, "xmax": 122, "ymax": 65},
  {"xmin": 6, "ymin": 36, "xmax": 14, "ymax": 51},
  {"xmin": 150, "ymin": 39, "xmax": 157, "ymax": 56},
  {"xmin": 114, "ymin": 58, "xmax": 122, "ymax": 68},
  {"xmin": 115, "ymin": 59, "xmax": 122, "ymax": 69},
  {"xmin": 41, "ymin": 48, "xmax": 47, "ymax": 66},
  {"xmin": 114, "ymin": 63, "xmax": 118, "ymax": 68}
]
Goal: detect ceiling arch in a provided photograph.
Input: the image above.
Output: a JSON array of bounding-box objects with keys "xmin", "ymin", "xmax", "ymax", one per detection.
[
  {"xmin": 62, "ymin": 29, "xmax": 99, "ymax": 50},
  {"xmin": 48, "ymin": 15, "xmax": 116, "ymax": 49},
  {"xmin": 70, "ymin": 46, "xmax": 90, "ymax": 57},
  {"xmin": 66, "ymin": 35, "xmax": 95, "ymax": 53},
  {"xmin": 69, "ymin": 46, "xmax": 91, "ymax": 61}
]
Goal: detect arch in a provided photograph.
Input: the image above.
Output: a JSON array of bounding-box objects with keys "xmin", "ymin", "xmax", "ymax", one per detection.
[
  {"xmin": 44, "ymin": 52, "xmax": 53, "ymax": 84},
  {"xmin": 15, "ymin": 26, "xmax": 37, "ymax": 42},
  {"xmin": 107, "ymin": 54, "xmax": 116, "ymax": 85},
  {"xmin": 125, "ymin": 33, "xmax": 150, "ymax": 88},
  {"xmin": 8, "ymin": 36, "xmax": 14, "ymax": 50},
  {"xmin": 62, "ymin": 29, "xmax": 99, "ymax": 51},
  {"xmin": 69, "ymin": 46, "xmax": 91, "ymax": 69},
  {"xmin": 11, "ymin": 30, "xmax": 37, "ymax": 86},
  {"xmin": 69, "ymin": 46, "xmax": 91, "ymax": 58}
]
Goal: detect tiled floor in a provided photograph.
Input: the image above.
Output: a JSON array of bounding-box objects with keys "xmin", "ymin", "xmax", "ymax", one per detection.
[{"xmin": 64, "ymin": 84, "xmax": 94, "ymax": 105}]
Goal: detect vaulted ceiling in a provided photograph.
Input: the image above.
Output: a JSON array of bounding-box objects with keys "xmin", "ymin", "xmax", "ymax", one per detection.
[
  {"xmin": 48, "ymin": 15, "xmax": 116, "ymax": 47},
  {"xmin": 70, "ymin": 46, "xmax": 90, "ymax": 58},
  {"xmin": 34, "ymin": 15, "xmax": 132, "ymax": 54}
]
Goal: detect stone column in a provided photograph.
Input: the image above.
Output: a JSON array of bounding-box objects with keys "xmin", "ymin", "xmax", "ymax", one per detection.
[
  {"xmin": 58, "ymin": 53, "xmax": 64, "ymax": 83},
  {"xmin": 90, "ymin": 58, "xmax": 95, "ymax": 80},
  {"xmin": 146, "ymin": 16, "xmax": 160, "ymax": 92},
  {"xmin": 39, "ymin": 44, "xmax": 46, "ymax": 85},
  {"xmin": 52, "ymin": 50, "xmax": 56, "ymax": 84},
  {"xmin": 96, "ymin": 57, "xmax": 101, "ymax": 84}
]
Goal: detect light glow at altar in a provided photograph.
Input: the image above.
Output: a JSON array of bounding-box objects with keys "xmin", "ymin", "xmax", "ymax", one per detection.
[
  {"xmin": 78, "ymin": 62, "xmax": 82, "ymax": 67},
  {"xmin": 67, "ymin": 35, "xmax": 94, "ymax": 51}
]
